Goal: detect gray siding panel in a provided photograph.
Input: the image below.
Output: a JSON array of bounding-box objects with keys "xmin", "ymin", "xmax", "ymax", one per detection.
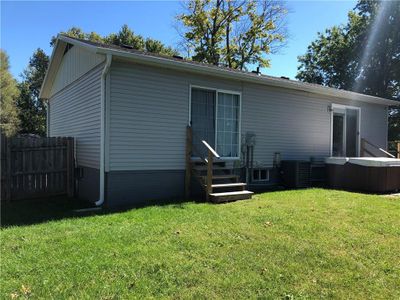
[
  {"xmin": 49, "ymin": 64, "xmax": 103, "ymax": 169},
  {"xmin": 242, "ymin": 84, "xmax": 331, "ymax": 164},
  {"xmin": 242, "ymin": 84, "xmax": 388, "ymax": 165},
  {"xmin": 108, "ymin": 60, "xmax": 389, "ymax": 172},
  {"xmin": 106, "ymin": 170, "xmax": 185, "ymax": 207},
  {"xmin": 78, "ymin": 166, "xmax": 100, "ymax": 203},
  {"xmin": 109, "ymin": 61, "xmax": 240, "ymax": 171}
]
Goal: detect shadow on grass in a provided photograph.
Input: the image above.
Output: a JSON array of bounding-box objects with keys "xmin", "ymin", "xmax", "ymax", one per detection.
[
  {"xmin": 1, "ymin": 197, "xmax": 97, "ymax": 228},
  {"xmin": 1, "ymin": 196, "xmax": 201, "ymax": 228}
]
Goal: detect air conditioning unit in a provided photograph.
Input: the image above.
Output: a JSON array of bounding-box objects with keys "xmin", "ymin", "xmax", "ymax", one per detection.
[{"xmin": 281, "ymin": 160, "xmax": 311, "ymax": 188}]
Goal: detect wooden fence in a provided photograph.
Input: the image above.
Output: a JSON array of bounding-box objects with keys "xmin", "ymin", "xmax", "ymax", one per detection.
[{"xmin": 1, "ymin": 136, "xmax": 75, "ymax": 201}]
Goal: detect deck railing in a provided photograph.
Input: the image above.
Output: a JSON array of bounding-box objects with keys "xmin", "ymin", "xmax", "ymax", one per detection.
[
  {"xmin": 185, "ymin": 126, "xmax": 220, "ymax": 200},
  {"xmin": 360, "ymin": 138, "xmax": 395, "ymax": 158},
  {"xmin": 388, "ymin": 141, "xmax": 400, "ymax": 158}
]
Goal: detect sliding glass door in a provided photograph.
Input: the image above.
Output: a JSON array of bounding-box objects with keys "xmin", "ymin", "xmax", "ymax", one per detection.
[
  {"xmin": 332, "ymin": 113, "xmax": 345, "ymax": 156},
  {"xmin": 191, "ymin": 88, "xmax": 216, "ymax": 158},
  {"xmin": 216, "ymin": 93, "xmax": 240, "ymax": 157},
  {"xmin": 190, "ymin": 87, "xmax": 240, "ymax": 158},
  {"xmin": 331, "ymin": 105, "xmax": 360, "ymax": 157}
]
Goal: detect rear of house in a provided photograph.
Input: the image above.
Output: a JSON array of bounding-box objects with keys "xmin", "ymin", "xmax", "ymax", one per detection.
[{"xmin": 40, "ymin": 35, "xmax": 399, "ymax": 207}]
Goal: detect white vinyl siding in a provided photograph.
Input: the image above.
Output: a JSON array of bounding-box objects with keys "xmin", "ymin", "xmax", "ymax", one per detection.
[
  {"xmin": 50, "ymin": 45, "xmax": 104, "ymax": 97},
  {"xmin": 49, "ymin": 64, "xmax": 103, "ymax": 169}
]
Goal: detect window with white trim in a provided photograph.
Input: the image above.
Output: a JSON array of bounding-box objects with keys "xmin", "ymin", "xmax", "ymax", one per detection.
[{"xmin": 252, "ymin": 169, "xmax": 269, "ymax": 182}]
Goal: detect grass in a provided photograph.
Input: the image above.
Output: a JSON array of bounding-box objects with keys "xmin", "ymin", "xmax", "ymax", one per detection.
[{"xmin": 1, "ymin": 189, "xmax": 399, "ymax": 299}]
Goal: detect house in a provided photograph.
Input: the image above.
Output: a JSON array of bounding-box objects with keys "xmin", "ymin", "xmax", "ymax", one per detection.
[{"xmin": 40, "ymin": 35, "xmax": 399, "ymax": 207}]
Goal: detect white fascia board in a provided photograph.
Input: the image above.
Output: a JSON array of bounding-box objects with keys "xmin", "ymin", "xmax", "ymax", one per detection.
[{"xmin": 39, "ymin": 38, "xmax": 64, "ymax": 99}]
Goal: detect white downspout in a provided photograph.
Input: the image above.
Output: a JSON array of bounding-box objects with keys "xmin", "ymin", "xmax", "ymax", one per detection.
[{"xmin": 95, "ymin": 54, "xmax": 112, "ymax": 206}]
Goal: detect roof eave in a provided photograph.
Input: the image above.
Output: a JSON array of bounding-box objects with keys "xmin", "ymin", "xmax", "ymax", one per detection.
[
  {"xmin": 43, "ymin": 36, "xmax": 400, "ymax": 106},
  {"xmin": 94, "ymin": 46, "xmax": 399, "ymax": 106}
]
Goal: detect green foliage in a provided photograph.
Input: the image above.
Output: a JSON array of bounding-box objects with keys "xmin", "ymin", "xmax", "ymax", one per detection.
[
  {"xmin": 145, "ymin": 38, "xmax": 178, "ymax": 56},
  {"xmin": 16, "ymin": 49, "xmax": 49, "ymax": 136},
  {"xmin": 104, "ymin": 24, "xmax": 145, "ymax": 49},
  {"xmin": 55, "ymin": 25, "xmax": 178, "ymax": 56},
  {"xmin": 0, "ymin": 50, "xmax": 20, "ymax": 137},
  {"xmin": 177, "ymin": 0, "xmax": 287, "ymax": 70},
  {"xmin": 296, "ymin": 0, "xmax": 400, "ymax": 140},
  {"xmin": 1, "ymin": 189, "xmax": 399, "ymax": 298}
]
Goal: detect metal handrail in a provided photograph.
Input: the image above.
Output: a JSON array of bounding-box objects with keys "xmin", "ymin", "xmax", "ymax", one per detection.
[{"xmin": 201, "ymin": 140, "xmax": 220, "ymax": 159}]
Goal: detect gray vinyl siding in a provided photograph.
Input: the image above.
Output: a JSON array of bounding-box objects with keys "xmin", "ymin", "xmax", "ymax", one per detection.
[
  {"xmin": 49, "ymin": 64, "xmax": 103, "ymax": 169},
  {"xmin": 241, "ymin": 83, "xmax": 388, "ymax": 165},
  {"xmin": 108, "ymin": 61, "xmax": 240, "ymax": 171},
  {"xmin": 108, "ymin": 60, "xmax": 389, "ymax": 171}
]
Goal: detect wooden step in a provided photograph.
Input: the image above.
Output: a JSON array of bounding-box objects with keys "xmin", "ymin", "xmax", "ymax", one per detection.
[
  {"xmin": 210, "ymin": 190, "xmax": 254, "ymax": 203},
  {"xmin": 211, "ymin": 183, "xmax": 246, "ymax": 188}
]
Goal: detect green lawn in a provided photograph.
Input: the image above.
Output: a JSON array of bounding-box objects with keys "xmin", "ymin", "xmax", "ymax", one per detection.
[{"xmin": 1, "ymin": 189, "xmax": 399, "ymax": 299}]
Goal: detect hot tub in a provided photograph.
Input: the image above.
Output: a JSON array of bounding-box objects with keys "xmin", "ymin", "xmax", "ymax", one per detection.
[{"xmin": 325, "ymin": 157, "xmax": 400, "ymax": 193}]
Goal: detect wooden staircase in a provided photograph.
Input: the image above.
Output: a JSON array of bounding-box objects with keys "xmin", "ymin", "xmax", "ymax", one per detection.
[{"xmin": 185, "ymin": 126, "xmax": 253, "ymax": 203}]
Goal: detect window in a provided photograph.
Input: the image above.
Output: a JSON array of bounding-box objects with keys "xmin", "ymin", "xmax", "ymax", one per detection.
[{"xmin": 252, "ymin": 169, "xmax": 269, "ymax": 182}]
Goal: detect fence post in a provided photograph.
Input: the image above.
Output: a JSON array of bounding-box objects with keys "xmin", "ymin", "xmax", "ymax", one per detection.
[{"xmin": 397, "ymin": 141, "xmax": 400, "ymax": 159}]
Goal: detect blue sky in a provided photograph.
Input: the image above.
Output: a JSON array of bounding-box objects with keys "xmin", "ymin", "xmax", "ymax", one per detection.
[{"xmin": 1, "ymin": 0, "xmax": 356, "ymax": 80}]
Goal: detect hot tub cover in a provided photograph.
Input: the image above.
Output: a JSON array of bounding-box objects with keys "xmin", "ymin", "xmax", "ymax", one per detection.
[
  {"xmin": 325, "ymin": 157, "xmax": 349, "ymax": 165},
  {"xmin": 325, "ymin": 157, "xmax": 400, "ymax": 167},
  {"xmin": 348, "ymin": 157, "xmax": 400, "ymax": 167}
]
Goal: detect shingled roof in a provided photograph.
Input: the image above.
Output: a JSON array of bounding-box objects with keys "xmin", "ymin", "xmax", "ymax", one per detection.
[{"xmin": 40, "ymin": 34, "xmax": 400, "ymax": 106}]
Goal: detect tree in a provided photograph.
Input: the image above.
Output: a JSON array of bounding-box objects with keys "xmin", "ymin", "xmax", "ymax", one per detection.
[
  {"xmin": 0, "ymin": 50, "xmax": 20, "ymax": 137},
  {"xmin": 53, "ymin": 25, "xmax": 178, "ymax": 56},
  {"xmin": 296, "ymin": 0, "xmax": 400, "ymax": 141},
  {"xmin": 177, "ymin": 0, "xmax": 288, "ymax": 70},
  {"xmin": 104, "ymin": 24, "xmax": 145, "ymax": 49},
  {"xmin": 50, "ymin": 27, "xmax": 105, "ymax": 46},
  {"xmin": 17, "ymin": 49, "xmax": 49, "ymax": 136}
]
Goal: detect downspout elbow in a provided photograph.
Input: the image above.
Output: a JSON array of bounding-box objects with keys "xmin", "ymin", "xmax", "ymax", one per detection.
[{"xmin": 95, "ymin": 54, "xmax": 112, "ymax": 207}]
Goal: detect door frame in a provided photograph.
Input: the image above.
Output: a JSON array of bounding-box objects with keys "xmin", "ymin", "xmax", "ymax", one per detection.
[
  {"xmin": 188, "ymin": 84, "xmax": 242, "ymax": 160},
  {"xmin": 330, "ymin": 103, "xmax": 361, "ymax": 157}
]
